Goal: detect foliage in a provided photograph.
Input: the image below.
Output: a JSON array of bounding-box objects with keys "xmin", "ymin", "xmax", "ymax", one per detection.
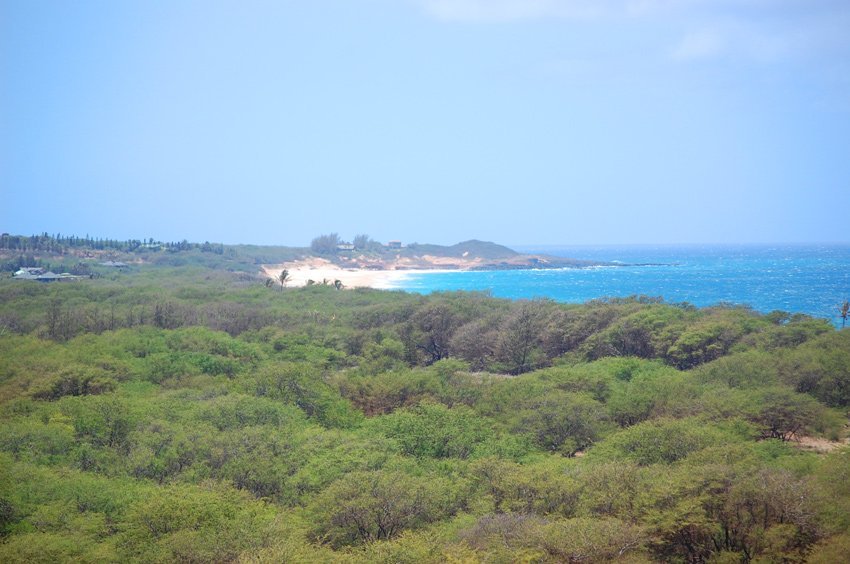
[
  {"xmin": 371, "ymin": 403, "xmax": 487, "ymax": 458},
  {"xmin": 308, "ymin": 469, "xmax": 458, "ymax": 548},
  {"xmin": 588, "ymin": 418, "xmax": 743, "ymax": 465},
  {"xmin": 0, "ymin": 257, "xmax": 848, "ymax": 562},
  {"xmin": 310, "ymin": 233, "xmax": 342, "ymax": 255},
  {"xmin": 514, "ymin": 391, "xmax": 613, "ymax": 455}
]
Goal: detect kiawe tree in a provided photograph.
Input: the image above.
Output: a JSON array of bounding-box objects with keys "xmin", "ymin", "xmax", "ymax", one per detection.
[
  {"xmin": 496, "ymin": 300, "xmax": 549, "ymax": 374},
  {"xmin": 309, "ymin": 470, "xmax": 452, "ymax": 547},
  {"xmin": 401, "ymin": 302, "xmax": 463, "ymax": 365}
]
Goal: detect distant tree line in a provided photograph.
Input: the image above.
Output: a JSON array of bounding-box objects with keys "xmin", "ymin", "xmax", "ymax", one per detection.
[{"xmin": 0, "ymin": 233, "xmax": 225, "ymax": 255}]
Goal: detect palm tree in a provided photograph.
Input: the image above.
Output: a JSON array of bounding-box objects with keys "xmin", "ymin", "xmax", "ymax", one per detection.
[
  {"xmin": 278, "ymin": 269, "xmax": 291, "ymax": 291},
  {"xmin": 264, "ymin": 278, "xmax": 275, "ymax": 288},
  {"xmin": 839, "ymin": 300, "xmax": 849, "ymax": 328}
]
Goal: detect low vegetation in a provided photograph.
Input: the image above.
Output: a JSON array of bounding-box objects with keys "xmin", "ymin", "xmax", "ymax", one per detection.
[{"xmin": 0, "ymin": 252, "xmax": 848, "ymax": 562}]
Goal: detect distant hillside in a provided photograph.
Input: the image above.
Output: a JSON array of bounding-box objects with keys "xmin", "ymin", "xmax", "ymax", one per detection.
[
  {"xmin": 0, "ymin": 232, "xmax": 615, "ymax": 276},
  {"xmin": 400, "ymin": 240, "xmax": 519, "ymax": 260},
  {"xmin": 324, "ymin": 238, "xmax": 614, "ymax": 271}
]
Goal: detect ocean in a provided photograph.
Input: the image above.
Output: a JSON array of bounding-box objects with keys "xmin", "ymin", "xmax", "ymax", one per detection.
[{"xmin": 388, "ymin": 244, "xmax": 850, "ymax": 326}]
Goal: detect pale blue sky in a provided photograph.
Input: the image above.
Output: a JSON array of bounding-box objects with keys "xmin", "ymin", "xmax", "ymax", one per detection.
[{"xmin": 2, "ymin": 0, "xmax": 849, "ymax": 246}]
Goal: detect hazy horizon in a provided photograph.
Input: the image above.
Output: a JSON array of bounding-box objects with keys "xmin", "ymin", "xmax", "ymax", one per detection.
[
  {"xmin": 4, "ymin": 231, "xmax": 850, "ymax": 250},
  {"xmin": 3, "ymin": 1, "xmax": 849, "ymax": 246}
]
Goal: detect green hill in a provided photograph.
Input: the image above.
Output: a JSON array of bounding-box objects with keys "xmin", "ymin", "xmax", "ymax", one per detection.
[{"xmin": 400, "ymin": 239, "xmax": 519, "ymax": 259}]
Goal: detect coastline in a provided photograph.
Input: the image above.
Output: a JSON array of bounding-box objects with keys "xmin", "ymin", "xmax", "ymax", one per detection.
[{"xmin": 262, "ymin": 258, "xmax": 452, "ymax": 289}]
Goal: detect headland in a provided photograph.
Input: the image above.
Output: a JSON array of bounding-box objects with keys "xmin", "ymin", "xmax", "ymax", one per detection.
[{"xmin": 262, "ymin": 239, "xmax": 616, "ymax": 288}]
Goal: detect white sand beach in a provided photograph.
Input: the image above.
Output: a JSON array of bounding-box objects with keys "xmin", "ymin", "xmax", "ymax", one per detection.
[{"xmin": 262, "ymin": 258, "xmax": 449, "ymax": 289}]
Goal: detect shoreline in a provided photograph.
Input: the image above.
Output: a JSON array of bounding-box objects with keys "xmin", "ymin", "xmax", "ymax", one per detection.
[
  {"xmin": 262, "ymin": 259, "xmax": 454, "ymax": 289},
  {"xmin": 261, "ymin": 259, "xmax": 638, "ymax": 290}
]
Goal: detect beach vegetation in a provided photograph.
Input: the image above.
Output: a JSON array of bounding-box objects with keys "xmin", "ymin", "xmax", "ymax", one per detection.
[{"xmin": 277, "ymin": 268, "xmax": 290, "ymax": 289}]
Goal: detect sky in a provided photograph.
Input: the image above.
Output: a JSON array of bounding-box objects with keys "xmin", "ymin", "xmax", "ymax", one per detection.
[{"xmin": 2, "ymin": 0, "xmax": 849, "ymax": 247}]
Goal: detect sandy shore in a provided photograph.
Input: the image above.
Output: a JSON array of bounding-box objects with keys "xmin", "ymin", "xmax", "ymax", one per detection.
[{"xmin": 262, "ymin": 258, "xmax": 450, "ymax": 289}]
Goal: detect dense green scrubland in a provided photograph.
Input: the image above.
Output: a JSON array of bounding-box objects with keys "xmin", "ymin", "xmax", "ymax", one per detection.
[{"xmin": 1, "ymin": 265, "xmax": 849, "ymax": 562}]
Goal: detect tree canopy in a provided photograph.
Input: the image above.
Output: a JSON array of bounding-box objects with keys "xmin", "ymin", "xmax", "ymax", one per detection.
[{"xmin": 0, "ymin": 261, "xmax": 847, "ymax": 562}]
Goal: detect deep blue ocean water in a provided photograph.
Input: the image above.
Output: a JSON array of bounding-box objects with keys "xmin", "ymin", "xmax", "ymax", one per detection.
[{"xmin": 388, "ymin": 245, "xmax": 850, "ymax": 325}]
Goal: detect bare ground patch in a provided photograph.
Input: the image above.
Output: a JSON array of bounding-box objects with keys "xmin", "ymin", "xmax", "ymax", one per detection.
[{"xmin": 792, "ymin": 436, "xmax": 850, "ymax": 454}]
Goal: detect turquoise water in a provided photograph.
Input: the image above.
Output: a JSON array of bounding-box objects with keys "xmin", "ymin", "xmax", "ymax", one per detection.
[{"xmin": 389, "ymin": 244, "xmax": 850, "ymax": 324}]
